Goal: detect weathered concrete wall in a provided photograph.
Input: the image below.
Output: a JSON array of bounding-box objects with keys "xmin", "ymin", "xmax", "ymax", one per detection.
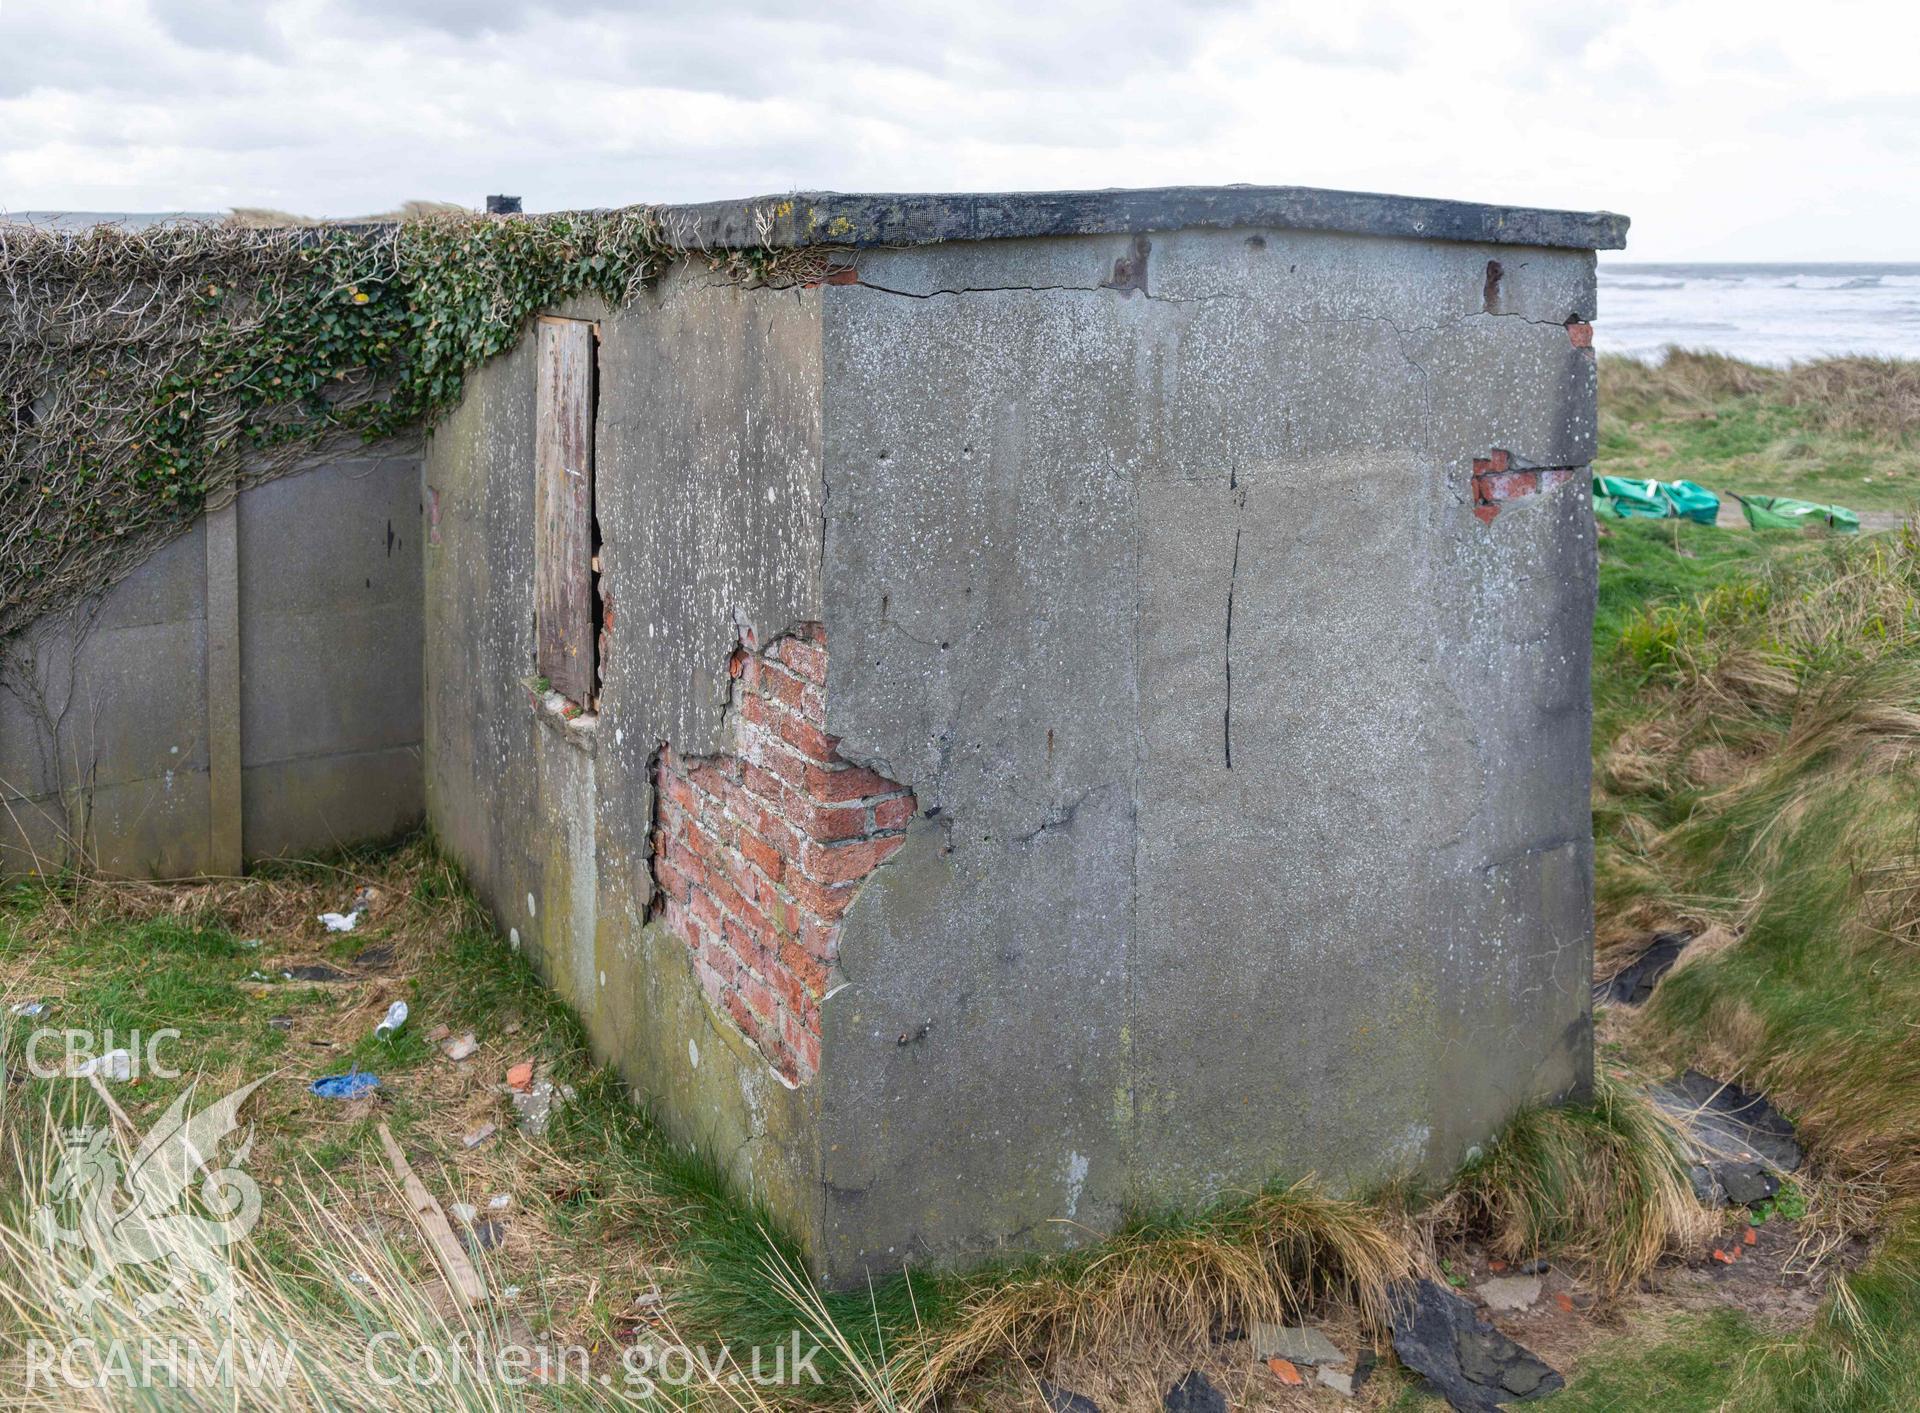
[
  {"xmin": 816, "ymin": 229, "xmax": 1596, "ymax": 1271},
  {"xmin": 0, "ymin": 448, "xmax": 424, "ymax": 877},
  {"xmin": 422, "ymin": 274, "xmax": 829, "ymax": 1241},
  {"xmin": 424, "ymin": 194, "xmax": 1608, "ymax": 1283}
]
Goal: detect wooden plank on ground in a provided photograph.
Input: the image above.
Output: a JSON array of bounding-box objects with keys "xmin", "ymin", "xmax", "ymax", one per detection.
[
  {"xmin": 376, "ymin": 1121, "xmax": 487, "ymax": 1307},
  {"xmin": 534, "ymin": 317, "xmax": 595, "ymax": 704}
]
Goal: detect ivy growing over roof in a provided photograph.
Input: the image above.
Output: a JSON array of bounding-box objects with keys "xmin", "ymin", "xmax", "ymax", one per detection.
[{"xmin": 0, "ymin": 207, "xmax": 787, "ymax": 640}]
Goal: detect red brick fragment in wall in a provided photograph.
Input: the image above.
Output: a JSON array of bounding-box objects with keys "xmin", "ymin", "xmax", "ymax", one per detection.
[
  {"xmin": 649, "ymin": 623, "xmax": 915, "ymax": 1085},
  {"xmin": 1469, "ymin": 449, "xmax": 1582, "ymax": 525},
  {"xmin": 1566, "ymin": 321, "xmax": 1595, "ymax": 349}
]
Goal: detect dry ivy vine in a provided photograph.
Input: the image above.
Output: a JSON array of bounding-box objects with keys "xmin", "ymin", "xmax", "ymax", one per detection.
[{"xmin": 0, "ymin": 207, "xmax": 812, "ymax": 641}]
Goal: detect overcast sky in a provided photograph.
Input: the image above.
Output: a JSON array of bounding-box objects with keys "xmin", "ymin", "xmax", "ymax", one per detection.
[{"xmin": 2, "ymin": 0, "xmax": 1916, "ymax": 261}]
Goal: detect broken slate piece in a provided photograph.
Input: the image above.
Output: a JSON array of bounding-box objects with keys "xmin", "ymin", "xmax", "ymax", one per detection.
[
  {"xmin": 1038, "ymin": 1379, "xmax": 1102, "ymax": 1413},
  {"xmin": 459, "ymin": 1218, "xmax": 506, "ymax": 1254},
  {"xmin": 1251, "ymin": 1322, "xmax": 1344, "ymax": 1366},
  {"xmin": 1390, "ymin": 1279, "xmax": 1564, "ymax": 1411},
  {"xmin": 1162, "ymin": 1370, "xmax": 1226, "ymax": 1413},
  {"xmin": 284, "ymin": 963, "xmax": 349, "ymax": 982},
  {"xmin": 1475, "ymin": 1276, "xmax": 1542, "ymax": 1313},
  {"xmin": 1318, "ymin": 1365, "xmax": 1355, "ymax": 1396},
  {"xmin": 1657, "ymin": 1071, "xmax": 1802, "ymax": 1170},
  {"xmin": 1350, "ymin": 1349, "xmax": 1377, "ymax": 1393},
  {"xmin": 1718, "ymin": 1160, "xmax": 1781, "ymax": 1206},
  {"xmin": 1596, "ymin": 931, "xmax": 1689, "ymax": 1005},
  {"xmin": 1653, "ymin": 1070, "xmax": 1801, "ymax": 1207},
  {"xmin": 512, "ymin": 1079, "xmax": 574, "ymax": 1137}
]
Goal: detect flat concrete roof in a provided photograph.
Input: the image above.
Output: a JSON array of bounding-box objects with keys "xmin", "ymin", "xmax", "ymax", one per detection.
[{"xmin": 655, "ymin": 185, "xmax": 1629, "ymax": 254}]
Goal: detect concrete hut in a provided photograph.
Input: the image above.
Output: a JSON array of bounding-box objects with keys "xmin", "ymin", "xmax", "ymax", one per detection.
[{"xmin": 2, "ymin": 186, "xmax": 1630, "ymax": 1283}]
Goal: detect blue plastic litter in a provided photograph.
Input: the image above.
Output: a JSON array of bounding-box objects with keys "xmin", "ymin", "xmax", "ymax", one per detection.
[{"xmin": 310, "ymin": 1069, "xmax": 380, "ymax": 1099}]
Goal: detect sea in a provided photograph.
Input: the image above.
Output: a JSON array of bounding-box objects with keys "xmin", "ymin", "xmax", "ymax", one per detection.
[{"xmin": 1598, "ymin": 263, "xmax": 1920, "ymax": 366}]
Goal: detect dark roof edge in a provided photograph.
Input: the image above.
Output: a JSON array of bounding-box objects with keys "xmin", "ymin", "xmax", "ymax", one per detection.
[{"xmin": 649, "ymin": 185, "xmax": 1629, "ymax": 254}]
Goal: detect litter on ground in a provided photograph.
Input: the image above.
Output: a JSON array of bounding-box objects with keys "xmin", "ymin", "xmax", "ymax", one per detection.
[
  {"xmin": 71, "ymin": 1049, "xmax": 131, "ymax": 1081},
  {"xmin": 311, "ymin": 1069, "xmax": 380, "ymax": 1099}
]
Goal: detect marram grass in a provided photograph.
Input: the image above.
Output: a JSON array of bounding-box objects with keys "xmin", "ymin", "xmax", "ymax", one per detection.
[{"xmin": 1431, "ymin": 1070, "xmax": 1714, "ymax": 1297}]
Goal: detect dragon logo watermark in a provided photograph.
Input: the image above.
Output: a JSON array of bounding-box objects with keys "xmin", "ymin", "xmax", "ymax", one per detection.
[{"xmin": 32, "ymin": 1076, "xmax": 266, "ymax": 1317}]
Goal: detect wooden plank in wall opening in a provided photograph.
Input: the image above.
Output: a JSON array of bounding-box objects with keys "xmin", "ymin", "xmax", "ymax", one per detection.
[
  {"xmin": 204, "ymin": 498, "xmax": 243, "ymax": 875},
  {"xmin": 534, "ymin": 317, "xmax": 595, "ymax": 704}
]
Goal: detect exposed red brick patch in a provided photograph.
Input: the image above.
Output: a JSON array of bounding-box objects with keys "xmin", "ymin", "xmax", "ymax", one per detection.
[
  {"xmin": 651, "ymin": 624, "xmax": 914, "ymax": 1084},
  {"xmin": 1470, "ymin": 450, "xmax": 1581, "ymax": 524},
  {"xmin": 1566, "ymin": 320, "xmax": 1594, "ymax": 349}
]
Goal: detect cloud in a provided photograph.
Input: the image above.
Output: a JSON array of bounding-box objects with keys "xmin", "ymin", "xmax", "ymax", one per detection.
[
  {"xmin": 147, "ymin": 0, "xmax": 290, "ymax": 57},
  {"xmin": 2, "ymin": 0, "xmax": 1918, "ymax": 259}
]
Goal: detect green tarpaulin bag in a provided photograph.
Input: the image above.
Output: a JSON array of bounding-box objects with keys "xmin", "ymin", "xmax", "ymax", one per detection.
[
  {"xmin": 1661, "ymin": 480, "xmax": 1721, "ymax": 526},
  {"xmin": 1592, "ymin": 475, "xmax": 1722, "ymax": 524},
  {"xmin": 1593, "ymin": 475, "xmax": 1670, "ymax": 519},
  {"xmin": 1736, "ymin": 495, "xmax": 1860, "ymax": 533}
]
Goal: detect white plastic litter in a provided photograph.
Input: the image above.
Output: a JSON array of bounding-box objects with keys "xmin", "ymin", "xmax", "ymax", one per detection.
[
  {"xmin": 318, "ymin": 911, "xmax": 360, "ymax": 933},
  {"xmin": 239, "ymin": 938, "xmax": 262, "ymax": 949},
  {"xmin": 487, "ymin": 1193, "xmax": 512, "ymax": 1211},
  {"xmin": 373, "ymin": 1001, "xmax": 408, "ymax": 1038},
  {"xmin": 450, "ymin": 1202, "xmax": 478, "ymax": 1224},
  {"xmin": 8, "ymin": 1000, "xmax": 45, "ymax": 1017},
  {"xmin": 73, "ymin": 1049, "xmax": 132, "ymax": 1081}
]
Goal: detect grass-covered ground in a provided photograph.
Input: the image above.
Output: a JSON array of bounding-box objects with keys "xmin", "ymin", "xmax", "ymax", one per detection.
[
  {"xmin": 1597, "ymin": 350, "xmax": 1920, "ymax": 515},
  {"xmin": 1544, "ymin": 351, "xmax": 1920, "ymax": 1411},
  {"xmin": 1537, "ymin": 514, "xmax": 1920, "ymax": 1413},
  {"xmin": 2, "ymin": 351, "xmax": 1918, "ymax": 1410}
]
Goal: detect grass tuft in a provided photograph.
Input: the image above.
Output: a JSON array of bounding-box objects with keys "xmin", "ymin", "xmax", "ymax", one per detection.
[
  {"xmin": 1429, "ymin": 1070, "xmax": 1715, "ymax": 1296},
  {"xmin": 892, "ymin": 1180, "xmax": 1409, "ymax": 1401}
]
